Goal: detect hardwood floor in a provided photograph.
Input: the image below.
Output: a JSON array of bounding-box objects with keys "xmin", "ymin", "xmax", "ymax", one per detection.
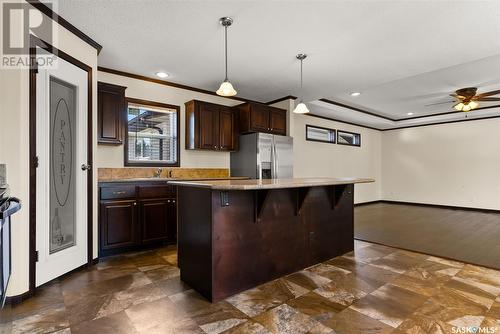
[
  {"xmin": 355, "ymin": 202, "xmax": 500, "ymax": 269},
  {"xmin": 1, "ymin": 241, "xmax": 499, "ymax": 333}
]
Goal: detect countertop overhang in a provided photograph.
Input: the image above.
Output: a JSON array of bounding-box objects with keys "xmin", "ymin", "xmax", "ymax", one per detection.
[{"xmin": 168, "ymin": 177, "xmax": 374, "ymax": 190}]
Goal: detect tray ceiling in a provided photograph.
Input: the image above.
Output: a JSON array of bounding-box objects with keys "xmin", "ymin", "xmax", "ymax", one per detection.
[{"xmin": 57, "ymin": 0, "xmax": 500, "ymax": 128}]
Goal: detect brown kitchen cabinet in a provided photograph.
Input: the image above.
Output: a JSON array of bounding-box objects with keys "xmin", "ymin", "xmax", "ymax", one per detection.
[
  {"xmin": 185, "ymin": 100, "xmax": 237, "ymax": 151},
  {"xmin": 236, "ymin": 102, "xmax": 287, "ymax": 136},
  {"xmin": 140, "ymin": 199, "xmax": 169, "ymax": 245},
  {"xmin": 99, "ymin": 199, "xmax": 139, "ymax": 252},
  {"xmin": 98, "ymin": 183, "xmax": 177, "ymax": 257},
  {"xmin": 98, "ymin": 82, "xmax": 127, "ymax": 145}
]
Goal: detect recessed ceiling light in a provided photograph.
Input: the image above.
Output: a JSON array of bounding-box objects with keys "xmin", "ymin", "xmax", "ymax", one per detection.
[
  {"xmin": 156, "ymin": 72, "xmax": 169, "ymax": 78},
  {"xmin": 350, "ymin": 92, "xmax": 361, "ymax": 97},
  {"xmin": 407, "ymin": 112, "xmax": 414, "ymax": 116}
]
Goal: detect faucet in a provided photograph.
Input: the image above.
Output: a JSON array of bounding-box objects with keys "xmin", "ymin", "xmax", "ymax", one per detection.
[{"xmin": 154, "ymin": 168, "xmax": 162, "ymax": 178}]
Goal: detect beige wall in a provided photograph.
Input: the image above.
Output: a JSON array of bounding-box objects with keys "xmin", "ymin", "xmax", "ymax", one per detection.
[
  {"xmin": 0, "ymin": 4, "xmax": 98, "ymax": 296},
  {"xmin": 96, "ymin": 71, "xmax": 243, "ymax": 169},
  {"xmin": 382, "ymin": 119, "xmax": 500, "ymax": 210},
  {"xmin": 292, "ymin": 114, "xmax": 382, "ymax": 204}
]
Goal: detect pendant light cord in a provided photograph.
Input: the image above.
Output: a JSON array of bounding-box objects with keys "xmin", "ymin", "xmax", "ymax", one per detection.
[
  {"xmin": 224, "ymin": 25, "xmax": 228, "ymax": 81},
  {"xmin": 300, "ymin": 58, "xmax": 303, "ymax": 90}
]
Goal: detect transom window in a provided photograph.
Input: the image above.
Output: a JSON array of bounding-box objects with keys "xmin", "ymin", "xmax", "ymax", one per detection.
[{"xmin": 125, "ymin": 99, "xmax": 179, "ymax": 166}]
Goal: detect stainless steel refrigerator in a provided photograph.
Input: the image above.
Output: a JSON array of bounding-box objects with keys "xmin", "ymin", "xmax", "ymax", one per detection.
[{"xmin": 230, "ymin": 133, "xmax": 293, "ymax": 179}]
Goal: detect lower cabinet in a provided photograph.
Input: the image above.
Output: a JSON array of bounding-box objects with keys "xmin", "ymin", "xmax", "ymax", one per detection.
[
  {"xmin": 100, "ymin": 199, "xmax": 139, "ymax": 251},
  {"xmin": 99, "ymin": 183, "xmax": 177, "ymax": 257},
  {"xmin": 139, "ymin": 199, "xmax": 172, "ymax": 244}
]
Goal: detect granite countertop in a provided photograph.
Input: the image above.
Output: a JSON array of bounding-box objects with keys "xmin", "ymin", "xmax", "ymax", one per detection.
[
  {"xmin": 98, "ymin": 176, "xmax": 250, "ymax": 183},
  {"xmin": 168, "ymin": 177, "xmax": 375, "ymax": 190}
]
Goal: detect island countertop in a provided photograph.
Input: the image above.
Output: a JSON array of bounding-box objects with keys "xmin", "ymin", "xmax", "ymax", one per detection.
[
  {"xmin": 168, "ymin": 177, "xmax": 374, "ymax": 190},
  {"xmin": 98, "ymin": 176, "xmax": 249, "ymax": 183}
]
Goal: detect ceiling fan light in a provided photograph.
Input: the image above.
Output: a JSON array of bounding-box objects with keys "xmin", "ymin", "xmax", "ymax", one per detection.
[
  {"xmin": 216, "ymin": 80, "xmax": 237, "ymax": 97},
  {"xmin": 462, "ymin": 104, "xmax": 471, "ymax": 112},
  {"xmin": 454, "ymin": 102, "xmax": 464, "ymax": 111},
  {"xmin": 469, "ymin": 101, "xmax": 479, "ymax": 109},
  {"xmin": 293, "ymin": 101, "xmax": 310, "ymax": 114}
]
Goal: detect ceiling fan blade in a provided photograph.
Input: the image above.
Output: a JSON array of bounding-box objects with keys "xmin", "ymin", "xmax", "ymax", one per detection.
[
  {"xmin": 425, "ymin": 100, "xmax": 455, "ymax": 106},
  {"xmin": 449, "ymin": 93, "xmax": 465, "ymax": 99},
  {"xmin": 475, "ymin": 89, "xmax": 500, "ymax": 98},
  {"xmin": 474, "ymin": 97, "xmax": 500, "ymax": 102}
]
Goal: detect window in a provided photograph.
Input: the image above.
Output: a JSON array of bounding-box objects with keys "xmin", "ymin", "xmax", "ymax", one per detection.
[
  {"xmin": 337, "ymin": 130, "xmax": 361, "ymax": 147},
  {"xmin": 125, "ymin": 98, "xmax": 180, "ymax": 166},
  {"xmin": 306, "ymin": 125, "xmax": 336, "ymax": 144}
]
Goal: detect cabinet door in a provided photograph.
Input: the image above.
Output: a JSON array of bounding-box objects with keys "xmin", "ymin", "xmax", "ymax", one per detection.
[
  {"xmin": 219, "ymin": 108, "xmax": 236, "ymax": 151},
  {"xmin": 269, "ymin": 109, "xmax": 287, "ymax": 135},
  {"xmin": 249, "ymin": 104, "xmax": 270, "ymax": 132},
  {"xmin": 140, "ymin": 199, "xmax": 169, "ymax": 244},
  {"xmin": 100, "ymin": 200, "xmax": 138, "ymax": 250},
  {"xmin": 199, "ymin": 102, "xmax": 219, "ymax": 150},
  {"xmin": 98, "ymin": 82, "xmax": 126, "ymax": 144}
]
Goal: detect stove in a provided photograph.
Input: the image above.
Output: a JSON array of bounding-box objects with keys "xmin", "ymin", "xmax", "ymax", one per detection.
[
  {"xmin": 1, "ymin": 183, "xmax": 20, "ymax": 308},
  {"xmin": 0, "ymin": 185, "xmax": 10, "ymax": 210}
]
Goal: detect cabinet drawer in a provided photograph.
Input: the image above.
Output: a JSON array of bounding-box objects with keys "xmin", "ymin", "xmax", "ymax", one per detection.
[
  {"xmin": 138, "ymin": 185, "xmax": 174, "ymax": 198},
  {"xmin": 100, "ymin": 185, "xmax": 136, "ymax": 200}
]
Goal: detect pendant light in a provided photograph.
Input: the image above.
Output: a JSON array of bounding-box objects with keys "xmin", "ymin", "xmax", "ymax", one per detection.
[
  {"xmin": 293, "ymin": 53, "xmax": 310, "ymax": 114},
  {"xmin": 216, "ymin": 17, "xmax": 237, "ymax": 97}
]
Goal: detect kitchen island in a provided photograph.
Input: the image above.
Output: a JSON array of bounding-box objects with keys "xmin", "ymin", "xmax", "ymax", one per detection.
[{"xmin": 169, "ymin": 177, "xmax": 374, "ymax": 302}]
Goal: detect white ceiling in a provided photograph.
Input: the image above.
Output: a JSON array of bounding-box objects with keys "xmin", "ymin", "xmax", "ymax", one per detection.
[{"xmin": 57, "ymin": 0, "xmax": 500, "ymax": 128}]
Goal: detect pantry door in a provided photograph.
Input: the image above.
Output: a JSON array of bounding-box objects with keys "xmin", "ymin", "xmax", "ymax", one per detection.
[{"xmin": 35, "ymin": 48, "xmax": 90, "ymax": 286}]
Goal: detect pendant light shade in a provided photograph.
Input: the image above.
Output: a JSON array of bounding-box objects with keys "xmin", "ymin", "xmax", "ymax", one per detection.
[
  {"xmin": 217, "ymin": 17, "xmax": 237, "ymax": 97},
  {"xmin": 217, "ymin": 80, "xmax": 237, "ymax": 97},
  {"xmin": 293, "ymin": 53, "xmax": 310, "ymax": 114},
  {"xmin": 293, "ymin": 102, "xmax": 309, "ymax": 114}
]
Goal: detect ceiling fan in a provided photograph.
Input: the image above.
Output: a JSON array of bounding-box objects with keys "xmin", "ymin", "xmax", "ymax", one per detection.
[{"xmin": 426, "ymin": 87, "xmax": 500, "ymax": 112}]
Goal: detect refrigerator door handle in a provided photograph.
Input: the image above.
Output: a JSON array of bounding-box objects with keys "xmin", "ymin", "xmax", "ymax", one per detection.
[
  {"xmin": 272, "ymin": 136, "xmax": 277, "ymax": 179},
  {"xmin": 274, "ymin": 137, "xmax": 279, "ymax": 179}
]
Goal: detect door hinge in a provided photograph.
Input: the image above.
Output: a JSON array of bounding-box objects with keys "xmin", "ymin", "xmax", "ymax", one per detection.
[
  {"xmin": 35, "ymin": 251, "xmax": 39, "ymax": 262},
  {"xmin": 34, "ymin": 156, "xmax": 39, "ymax": 168}
]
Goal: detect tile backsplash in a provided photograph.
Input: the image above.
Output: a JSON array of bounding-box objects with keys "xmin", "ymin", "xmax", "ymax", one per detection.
[{"xmin": 98, "ymin": 167, "xmax": 230, "ymax": 180}]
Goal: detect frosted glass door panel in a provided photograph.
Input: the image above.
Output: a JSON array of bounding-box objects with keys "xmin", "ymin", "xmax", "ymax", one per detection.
[{"xmin": 49, "ymin": 77, "xmax": 77, "ymax": 254}]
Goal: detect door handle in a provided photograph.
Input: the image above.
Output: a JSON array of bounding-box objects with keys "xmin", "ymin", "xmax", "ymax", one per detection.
[{"xmin": 81, "ymin": 164, "xmax": 91, "ymax": 171}]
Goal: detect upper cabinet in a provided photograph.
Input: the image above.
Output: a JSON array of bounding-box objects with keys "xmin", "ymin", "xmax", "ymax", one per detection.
[
  {"xmin": 98, "ymin": 82, "xmax": 126, "ymax": 145},
  {"xmin": 236, "ymin": 102, "xmax": 287, "ymax": 136},
  {"xmin": 185, "ymin": 100, "xmax": 238, "ymax": 151}
]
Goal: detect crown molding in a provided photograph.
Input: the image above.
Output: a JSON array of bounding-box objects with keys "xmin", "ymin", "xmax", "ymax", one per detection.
[
  {"xmin": 266, "ymin": 95, "xmax": 297, "ymax": 105},
  {"xmin": 98, "ymin": 67, "xmax": 262, "ymax": 104},
  {"xmin": 26, "ymin": 0, "xmax": 102, "ymax": 53}
]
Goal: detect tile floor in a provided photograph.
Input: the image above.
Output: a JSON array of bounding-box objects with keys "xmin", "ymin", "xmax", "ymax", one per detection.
[{"xmin": 1, "ymin": 241, "xmax": 499, "ymax": 334}]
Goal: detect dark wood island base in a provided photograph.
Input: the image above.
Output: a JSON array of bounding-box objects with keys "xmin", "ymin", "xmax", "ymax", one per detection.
[{"xmin": 171, "ymin": 178, "xmax": 374, "ymax": 302}]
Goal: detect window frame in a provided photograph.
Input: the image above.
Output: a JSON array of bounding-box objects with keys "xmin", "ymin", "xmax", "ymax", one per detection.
[
  {"xmin": 305, "ymin": 124, "xmax": 336, "ymax": 144},
  {"xmin": 124, "ymin": 97, "xmax": 180, "ymax": 167},
  {"xmin": 336, "ymin": 130, "xmax": 361, "ymax": 147}
]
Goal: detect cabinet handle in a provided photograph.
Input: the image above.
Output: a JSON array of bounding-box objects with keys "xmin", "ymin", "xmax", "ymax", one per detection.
[
  {"xmin": 270, "ymin": 128, "xmax": 273, "ymax": 131},
  {"xmin": 172, "ymin": 200, "xmax": 176, "ymax": 203},
  {"xmin": 167, "ymin": 200, "xmax": 171, "ymax": 203},
  {"xmin": 113, "ymin": 191, "xmax": 126, "ymax": 195},
  {"xmin": 133, "ymin": 202, "xmax": 137, "ymax": 206}
]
